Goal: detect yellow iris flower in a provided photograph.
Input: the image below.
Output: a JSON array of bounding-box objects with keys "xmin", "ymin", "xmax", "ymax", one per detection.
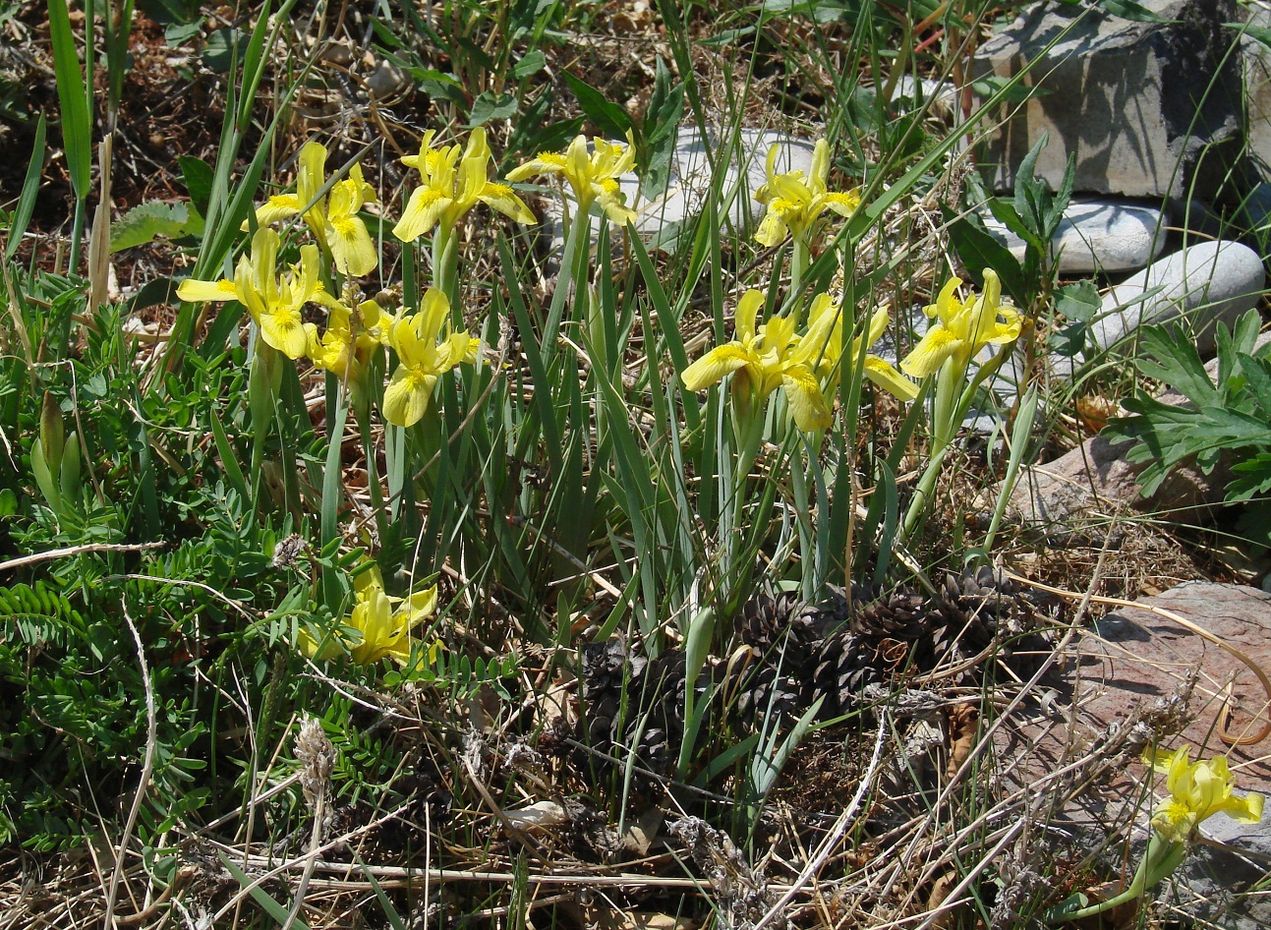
[
  {"xmin": 176, "ymin": 227, "xmax": 322, "ymax": 359},
  {"xmin": 249, "ymin": 141, "xmax": 379, "ymax": 278},
  {"xmin": 900, "ymin": 269, "xmax": 1022, "ymax": 379},
  {"xmin": 306, "ymin": 297, "xmax": 389, "ymax": 385},
  {"xmin": 393, "ymin": 128, "xmax": 535, "ymax": 242},
  {"xmin": 300, "ymin": 565, "xmax": 438, "ymax": 665},
  {"xmin": 507, "ymin": 132, "xmax": 638, "ymax": 225},
  {"xmin": 381, "ymin": 288, "xmax": 480, "ymax": 427},
  {"xmin": 802, "ymin": 293, "xmax": 919, "ymax": 401},
  {"xmin": 1145, "ymin": 747, "xmax": 1264, "ymax": 844},
  {"xmin": 681, "ymin": 290, "xmax": 836, "ymax": 431},
  {"xmin": 754, "ymin": 138, "xmax": 861, "ymax": 248}
]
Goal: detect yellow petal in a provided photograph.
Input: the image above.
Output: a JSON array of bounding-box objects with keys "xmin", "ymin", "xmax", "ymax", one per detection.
[
  {"xmin": 681, "ymin": 344, "xmax": 752, "ymax": 392},
  {"xmin": 597, "ymin": 192, "xmax": 637, "ymax": 226},
  {"xmin": 177, "ymin": 276, "xmax": 239, "ymax": 303},
  {"xmin": 393, "ymin": 186, "xmax": 450, "ymax": 242},
  {"xmin": 297, "ymin": 140, "xmax": 328, "ymax": 209},
  {"xmin": 810, "ymin": 138, "xmax": 830, "ymax": 190},
  {"xmin": 261, "ymin": 313, "xmax": 309, "ymax": 360},
  {"xmin": 864, "ymin": 355, "xmax": 919, "ymax": 401},
  {"xmin": 756, "ymin": 142, "xmax": 781, "ymax": 200},
  {"xmin": 382, "ymin": 368, "xmax": 435, "ymax": 427},
  {"xmin": 248, "ymin": 193, "xmax": 302, "ymax": 229},
  {"xmin": 736, "ymin": 290, "xmax": 764, "ymax": 342},
  {"xmin": 822, "ymin": 189, "xmax": 861, "ymax": 217},
  {"xmin": 398, "ymin": 586, "xmax": 438, "ymax": 628},
  {"xmin": 326, "ymin": 215, "xmax": 378, "ymax": 277},
  {"xmin": 754, "ymin": 209, "xmax": 789, "ymax": 248},
  {"xmin": 506, "ymin": 152, "xmax": 568, "ymax": 182},
  {"xmin": 478, "ymin": 183, "xmax": 537, "ymax": 224},
  {"xmin": 864, "ymin": 308, "xmax": 889, "ymax": 348},
  {"xmin": 983, "ymin": 306, "xmax": 1022, "ymax": 346},
  {"xmin": 781, "ymin": 367, "xmax": 832, "ymax": 431},
  {"xmin": 901, "ymin": 327, "xmax": 960, "ymax": 379},
  {"xmin": 930, "ymin": 276, "xmax": 964, "ymax": 323},
  {"xmin": 417, "ymin": 287, "xmax": 451, "ymax": 343},
  {"xmin": 297, "ymin": 625, "xmax": 343, "ymax": 661},
  {"xmin": 1228, "ymin": 790, "xmax": 1264, "ymax": 824}
]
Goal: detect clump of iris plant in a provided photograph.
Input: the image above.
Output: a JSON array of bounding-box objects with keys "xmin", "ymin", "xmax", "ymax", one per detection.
[
  {"xmin": 897, "ymin": 269, "xmax": 1023, "ymax": 540},
  {"xmin": 1047, "ymin": 747, "xmax": 1263, "ymax": 923}
]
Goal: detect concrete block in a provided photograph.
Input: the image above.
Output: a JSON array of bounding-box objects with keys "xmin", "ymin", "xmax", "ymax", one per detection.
[{"xmin": 974, "ymin": 0, "xmax": 1241, "ymax": 198}]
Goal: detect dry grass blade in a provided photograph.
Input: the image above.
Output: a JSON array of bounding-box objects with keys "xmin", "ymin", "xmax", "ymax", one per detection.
[{"xmin": 103, "ymin": 602, "xmax": 158, "ymax": 930}]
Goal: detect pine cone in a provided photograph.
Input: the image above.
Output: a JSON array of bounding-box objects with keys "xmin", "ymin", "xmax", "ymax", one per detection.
[
  {"xmin": 728, "ymin": 586, "xmax": 856, "ymax": 727},
  {"xmin": 811, "ymin": 630, "xmax": 887, "ymax": 716},
  {"xmin": 580, "ymin": 639, "xmax": 645, "ymax": 749},
  {"xmin": 622, "ymin": 649, "xmax": 686, "ymax": 774},
  {"xmin": 578, "ymin": 639, "xmax": 688, "ymax": 778}
]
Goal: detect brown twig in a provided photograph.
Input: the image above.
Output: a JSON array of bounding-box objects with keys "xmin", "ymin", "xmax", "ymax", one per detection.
[{"xmin": 0, "ymin": 541, "xmax": 165, "ymax": 573}]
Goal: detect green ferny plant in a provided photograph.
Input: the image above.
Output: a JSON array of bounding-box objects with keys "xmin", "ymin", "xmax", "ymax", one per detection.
[{"xmin": 1105, "ymin": 309, "xmax": 1271, "ymax": 543}]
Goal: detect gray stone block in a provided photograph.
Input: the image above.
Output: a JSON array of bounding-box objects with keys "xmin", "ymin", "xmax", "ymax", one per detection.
[
  {"xmin": 974, "ymin": 0, "xmax": 1241, "ymax": 198},
  {"xmin": 1242, "ymin": 10, "xmax": 1271, "ymax": 182}
]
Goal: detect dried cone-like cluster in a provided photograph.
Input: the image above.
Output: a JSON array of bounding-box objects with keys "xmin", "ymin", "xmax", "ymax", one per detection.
[
  {"xmin": 576, "ymin": 568, "xmax": 1053, "ymax": 772},
  {"xmin": 580, "ymin": 639, "xmax": 686, "ymax": 777}
]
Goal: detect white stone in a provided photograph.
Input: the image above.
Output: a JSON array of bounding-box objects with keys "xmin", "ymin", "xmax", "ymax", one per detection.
[
  {"xmin": 1050, "ymin": 240, "xmax": 1265, "ymax": 380},
  {"xmin": 890, "ymin": 76, "xmax": 958, "ymax": 119},
  {"xmin": 980, "ymin": 198, "xmax": 1166, "ymax": 273},
  {"xmin": 366, "ymin": 59, "xmax": 410, "ymax": 102},
  {"xmin": 539, "ymin": 128, "xmax": 816, "ymax": 253}
]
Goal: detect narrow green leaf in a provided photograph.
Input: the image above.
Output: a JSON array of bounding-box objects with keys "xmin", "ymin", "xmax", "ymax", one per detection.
[
  {"xmin": 218, "ymin": 853, "xmax": 311, "ymax": 929},
  {"xmin": 47, "ymin": 0, "xmax": 93, "ymax": 200},
  {"xmin": 6, "ymin": 115, "xmax": 47, "ymax": 261},
  {"xmin": 210, "ymin": 409, "xmax": 250, "ymax": 501}
]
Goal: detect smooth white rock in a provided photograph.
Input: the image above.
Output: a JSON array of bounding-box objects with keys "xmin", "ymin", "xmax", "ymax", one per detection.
[
  {"xmin": 890, "ymin": 75, "xmax": 958, "ymax": 118},
  {"xmin": 981, "ymin": 199, "xmax": 1166, "ymax": 273},
  {"xmin": 1050, "ymin": 239, "xmax": 1266, "ymax": 380},
  {"xmin": 540, "ymin": 128, "xmax": 815, "ymax": 253}
]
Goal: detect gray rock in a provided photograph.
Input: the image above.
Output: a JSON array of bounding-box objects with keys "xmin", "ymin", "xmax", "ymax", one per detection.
[
  {"xmin": 973, "ymin": 0, "xmax": 1241, "ymax": 198},
  {"xmin": 1004, "ymin": 428, "xmax": 1216, "ymax": 528},
  {"xmin": 1243, "ymin": 10, "xmax": 1271, "ymax": 184},
  {"xmin": 366, "ymin": 59, "xmax": 411, "ymax": 102},
  {"xmin": 890, "ymin": 75, "xmax": 959, "ymax": 119},
  {"xmin": 981, "ymin": 198, "xmax": 1166, "ymax": 273},
  {"xmin": 1049, "ymin": 240, "xmax": 1265, "ymax": 381},
  {"xmin": 994, "ymin": 583, "xmax": 1271, "ymax": 930}
]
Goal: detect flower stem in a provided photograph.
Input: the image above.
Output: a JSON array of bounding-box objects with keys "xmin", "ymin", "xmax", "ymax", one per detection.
[
  {"xmin": 899, "ymin": 357, "xmax": 960, "ymax": 541},
  {"xmin": 790, "ymin": 237, "xmax": 810, "ymax": 308},
  {"xmin": 1044, "ymin": 835, "xmax": 1186, "ymax": 924}
]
